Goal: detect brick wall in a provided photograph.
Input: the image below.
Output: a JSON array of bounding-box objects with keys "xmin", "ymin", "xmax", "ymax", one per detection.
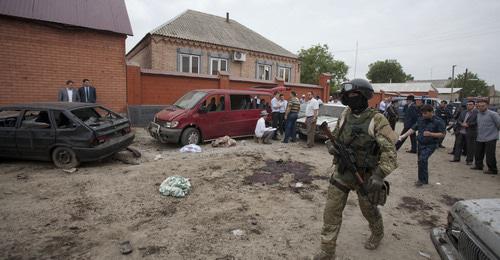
[
  {"xmin": 0, "ymin": 16, "xmax": 128, "ymax": 111},
  {"xmin": 126, "ymin": 36, "xmax": 301, "ymax": 84},
  {"xmin": 126, "ymin": 64, "xmax": 328, "ymax": 106}
]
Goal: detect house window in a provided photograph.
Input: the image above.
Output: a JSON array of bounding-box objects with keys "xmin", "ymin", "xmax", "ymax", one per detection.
[
  {"xmin": 257, "ymin": 64, "xmax": 271, "ymax": 80},
  {"xmin": 210, "ymin": 58, "xmax": 228, "ymax": 75},
  {"xmin": 278, "ymin": 67, "xmax": 291, "ymax": 82},
  {"xmin": 180, "ymin": 54, "xmax": 200, "ymax": 74}
]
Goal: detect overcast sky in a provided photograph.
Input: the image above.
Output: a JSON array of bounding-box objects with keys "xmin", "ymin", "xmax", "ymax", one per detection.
[{"xmin": 124, "ymin": 0, "xmax": 500, "ymax": 89}]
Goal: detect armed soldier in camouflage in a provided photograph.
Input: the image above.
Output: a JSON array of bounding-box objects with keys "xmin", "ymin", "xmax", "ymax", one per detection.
[{"xmin": 313, "ymin": 79, "xmax": 398, "ymax": 260}]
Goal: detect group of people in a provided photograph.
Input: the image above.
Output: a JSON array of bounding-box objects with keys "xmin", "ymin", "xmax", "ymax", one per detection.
[
  {"xmin": 57, "ymin": 79, "xmax": 97, "ymax": 103},
  {"xmin": 254, "ymin": 91, "xmax": 320, "ymax": 147}
]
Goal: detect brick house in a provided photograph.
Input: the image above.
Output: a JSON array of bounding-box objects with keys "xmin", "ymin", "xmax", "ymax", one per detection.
[
  {"xmin": 126, "ymin": 10, "xmax": 300, "ymax": 83},
  {"xmin": 0, "ymin": 0, "xmax": 133, "ymax": 111}
]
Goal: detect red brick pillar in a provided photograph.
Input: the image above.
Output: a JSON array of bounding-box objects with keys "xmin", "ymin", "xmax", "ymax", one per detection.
[
  {"xmin": 218, "ymin": 71, "xmax": 230, "ymax": 89},
  {"xmin": 319, "ymin": 73, "xmax": 332, "ymax": 102},
  {"xmin": 126, "ymin": 64, "xmax": 142, "ymax": 105}
]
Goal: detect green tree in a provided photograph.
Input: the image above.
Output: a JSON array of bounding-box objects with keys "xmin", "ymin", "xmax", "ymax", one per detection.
[
  {"xmin": 298, "ymin": 44, "xmax": 348, "ymax": 93},
  {"xmin": 366, "ymin": 59, "xmax": 412, "ymax": 83},
  {"xmin": 446, "ymin": 70, "xmax": 489, "ymax": 97}
]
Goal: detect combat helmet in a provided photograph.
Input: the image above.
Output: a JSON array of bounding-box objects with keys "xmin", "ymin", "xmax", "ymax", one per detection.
[{"xmin": 340, "ymin": 78, "xmax": 374, "ymax": 104}]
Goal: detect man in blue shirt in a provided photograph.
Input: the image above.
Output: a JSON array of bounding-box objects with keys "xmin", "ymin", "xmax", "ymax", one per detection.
[{"xmin": 399, "ymin": 105, "xmax": 445, "ymax": 186}]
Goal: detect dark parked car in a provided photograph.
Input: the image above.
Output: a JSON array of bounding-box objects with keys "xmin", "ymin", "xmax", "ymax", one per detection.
[{"xmin": 0, "ymin": 102, "xmax": 134, "ymax": 168}]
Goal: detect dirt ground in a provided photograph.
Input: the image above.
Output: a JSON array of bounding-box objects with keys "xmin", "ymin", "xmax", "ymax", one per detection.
[{"xmin": 1, "ymin": 123, "xmax": 499, "ymax": 260}]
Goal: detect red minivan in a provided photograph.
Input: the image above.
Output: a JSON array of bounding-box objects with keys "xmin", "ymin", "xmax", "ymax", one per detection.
[{"xmin": 148, "ymin": 88, "xmax": 278, "ymax": 146}]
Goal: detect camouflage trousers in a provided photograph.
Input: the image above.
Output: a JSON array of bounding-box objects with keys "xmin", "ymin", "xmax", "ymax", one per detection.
[{"xmin": 320, "ymin": 184, "xmax": 384, "ymax": 255}]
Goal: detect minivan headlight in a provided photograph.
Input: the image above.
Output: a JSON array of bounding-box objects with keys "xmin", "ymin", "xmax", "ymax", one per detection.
[{"xmin": 165, "ymin": 121, "xmax": 179, "ymax": 128}]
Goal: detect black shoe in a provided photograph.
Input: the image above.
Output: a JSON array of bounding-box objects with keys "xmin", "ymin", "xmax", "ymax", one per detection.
[
  {"xmin": 466, "ymin": 161, "xmax": 472, "ymax": 165},
  {"xmin": 449, "ymin": 159, "xmax": 460, "ymax": 162},
  {"xmin": 470, "ymin": 166, "xmax": 483, "ymax": 170},
  {"xmin": 484, "ymin": 170, "xmax": 498, "ymax": 175},
  {"xmin": 290, "ymin": 139, "xmax": 297, "ymax": 143},
  {"xmin": 406, "ymin": 150, "xmax": 417, "ymax": 154},
  {"xmin": 439, "ymin": 145, "xmax": 445, "ymax": 148}
]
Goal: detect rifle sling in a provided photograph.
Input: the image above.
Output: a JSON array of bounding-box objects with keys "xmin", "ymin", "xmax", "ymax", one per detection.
[{"xmin": 329, "ymin": 178, "xmax": 350, "ymax": 194}]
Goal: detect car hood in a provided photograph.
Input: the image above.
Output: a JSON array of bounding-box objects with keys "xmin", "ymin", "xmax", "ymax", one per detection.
[
  {"xmin": 452, "ymin": 198, "xmax": 500, "ymax": 257},
  {"xmin": 297, "ymin": 116, "xmax": 339, "ymax": 125},
  {"xmin": 156, "ymin": 106, "xmax": 186, "ymax": 121}
]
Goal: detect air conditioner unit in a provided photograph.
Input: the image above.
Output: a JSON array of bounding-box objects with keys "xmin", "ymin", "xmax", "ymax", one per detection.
[{"xmin": 233, "ymin": 51, "xmax": 246, "ymax": 62}]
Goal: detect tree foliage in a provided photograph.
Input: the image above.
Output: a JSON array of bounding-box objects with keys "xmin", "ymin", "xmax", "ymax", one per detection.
[
  {"xmin": 298, "ymin": 44, "xmax": 348, "ymax": 93},
  {"xmin": 366, "ymin": 59, "xmax": 412, "ymax": 83},
  {"xmin": 445, "ymin": 70, "xmax": 489, "ymax": 97}
]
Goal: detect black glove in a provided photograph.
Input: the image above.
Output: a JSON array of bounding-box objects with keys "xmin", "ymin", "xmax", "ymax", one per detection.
[
  {"xmin": 367, "ymin": 170, "xmax": 385, "ymax": 205},
  {"xmin": 325, "ymin": 140, "xmax": 337, "ymax": 155}
]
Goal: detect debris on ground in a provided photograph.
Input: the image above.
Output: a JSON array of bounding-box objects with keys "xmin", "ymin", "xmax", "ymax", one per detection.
[
  {"xmin": 244, "ymin": 159, "xmax": 319, "ymax": 185},
  {"xmin": 113, "ymin": 153, "xmax": 140, "ymax": 165},
  {"xmin": 154, "ymin": 154, "xmax": 163, "ymax": 161},
  {"xmin": 418, "ymin": 251, "xmax": 431, "ymax": 259},
  {"xmin": 179, "ymin": 144, "xmax": 202, "ymax": 153},
  {"xmin": 440, "ymin": 194, "xmax": 464, "ymax": 206},
  {"xmin": 16, "ymin": 174, "xmax": 28, "ymax": 180},
  {"xmin": 62, "ymin": 168, "xmax": 77, "ymax": 173},
  {"xmin": 138, "ymin": 246, "xmax": 168, "ymax": 257},
  {"xmin": 398, "ymin": 196, "xmax": 433, "ymax": 212},
  {"xmin": 159, "ymin": 176, "xmax": 192, "ymax": 198},
  {"xmin": 126, "ymin": 146, "xmax": 142, "ymax": 158},
  {"xmin": 211, "ymin": 136, "xmax": 237, "ymax": 147},
  {"xmin": 231, "ymin": 229, "xmax": 245, "ymax": 237},
  {"xmin": 119, "ymin": 240, "xmax": 133, "ymax": 255}
]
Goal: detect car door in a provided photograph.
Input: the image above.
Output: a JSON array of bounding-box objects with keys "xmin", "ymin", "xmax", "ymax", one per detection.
[
  {"xmin": 0, "ymin": 109, "xmax": 22, "ymax": 158},
  {"xmin": 195, "ymin": 94, "xmax": 229, "ymax": 140},
  {"xmin": 16, "ymin": 110, "xmax": 56, "ymax": 160}
]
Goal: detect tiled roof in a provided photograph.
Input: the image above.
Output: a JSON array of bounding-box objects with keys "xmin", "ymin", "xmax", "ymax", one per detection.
[
  {"xmin": 151, "ymin": 10, "xmax": 296, "ymax": 58},
  {"xmin": 0, "ymin": 0, "xmax": 133, "ymax": 35}
]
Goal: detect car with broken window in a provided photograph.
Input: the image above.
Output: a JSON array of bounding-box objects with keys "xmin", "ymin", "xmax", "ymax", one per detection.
[
  {"xmin": 431, "ymin": 198, "xmax": 500, "ymax": 260},
  {"xmin": 0, "ymin": 102, "xmax": 135, "ymax": 168},
  {"xmin": 296, "ymin": 103, "xmax": 346, "ymax": 140},
  {"xmin": 148, "ymin": 88, "xmax": 277, "ymax": 146}
]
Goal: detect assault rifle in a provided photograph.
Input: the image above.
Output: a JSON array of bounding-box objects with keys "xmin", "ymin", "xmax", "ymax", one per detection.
[{"xmin": 319, "ymin": 121, "xmax": 368, "ymax": 196}]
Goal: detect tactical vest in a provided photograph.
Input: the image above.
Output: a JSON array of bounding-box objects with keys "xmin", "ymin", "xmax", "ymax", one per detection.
[{"xmin": 337, "ymin": 109, "xmax": 380, "ymax": 174}]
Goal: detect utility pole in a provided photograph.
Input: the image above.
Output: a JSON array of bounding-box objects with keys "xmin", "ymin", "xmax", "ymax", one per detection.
[
  {"xmin": 463, "ymin": 68, "xmax": 468, "ymax": 98},
  {"xmin": 353, "ymin": 41, "xmax": 358, "ymax": 78},
  {"xmin": 450, "ymin": 65, "xmax": 456, "ymax": 102}
]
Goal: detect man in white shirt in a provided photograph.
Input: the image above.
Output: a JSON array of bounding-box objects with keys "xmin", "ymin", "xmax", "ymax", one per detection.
[
  {"xmin": 255, "ymin": 110, "xmax": 275, "ymax": 144},
  {"xmin": 57, "ymin": 80, "xmax": 80, "ymax": 102},
  {"xmin": 271, "ymin": 92, "xmax": 282, "ymax": 140},
  {"xmin": 305, "ymin": 92, "xmax": 320, "ymax": 148},
  {"xmin": 378, "ymin": 98, "xmax": 388, "ymax": 113}
]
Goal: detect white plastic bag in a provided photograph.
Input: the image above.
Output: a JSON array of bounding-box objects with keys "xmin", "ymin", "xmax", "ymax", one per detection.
[
  {"xmin": 159, "ymin": 176, "xmax": 192, "ymax": 198},
  {"xmin": 179, "ymin": 144, "xmax": 202, "ymax": 153}
]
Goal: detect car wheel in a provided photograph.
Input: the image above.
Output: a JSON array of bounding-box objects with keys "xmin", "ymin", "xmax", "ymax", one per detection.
[
  {"xmin": 52, "ymin": 146, "xmax": 80, "ymax": 169},
  {"xmin": 180, "ymin": 127, "xmax": 201, "ymax": 146}
]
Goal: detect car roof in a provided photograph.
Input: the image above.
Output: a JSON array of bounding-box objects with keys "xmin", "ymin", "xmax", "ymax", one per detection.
[
  {"xmin": 192, "ymin": 89, "xmax": 274, "ymax": 95},
  {"xmin": 0, "ymin": 102, "xmax": 98, "ymax": 111}
]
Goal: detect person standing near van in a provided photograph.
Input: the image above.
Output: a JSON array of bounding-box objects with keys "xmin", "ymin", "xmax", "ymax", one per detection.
[
  {"xmin": 283, "ymin": 91, "xmax": 301, "ymax": 143},
  {"xmin": 279, "ymin": 94, "xmax": 287, "ymax": 136},
  {"xmin": 271, "ymin": 92, "xmax": 282, "ymax": 140},
  {"xmin": 305, "ymin": 92, "xmax": 319, "ymax": 148}
]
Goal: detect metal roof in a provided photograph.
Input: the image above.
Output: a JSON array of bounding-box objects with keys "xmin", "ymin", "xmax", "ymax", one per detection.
[
  {"xmin": 436, "ymin": 88, "xmax": 462, "ymax": 94},
  {"xmin": 0, "ymin": 0, "xmax": 133, "ymax": 35},
  {"xmin": 372, "ymin": 82, "xmax": 438, "ymax": 93},
  {"xmin": 151, "ymin": 10, "xmax": 296, "ymax": 58}
]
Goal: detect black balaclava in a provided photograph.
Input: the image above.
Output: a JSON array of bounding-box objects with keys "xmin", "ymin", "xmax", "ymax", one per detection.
[{"xmin": 345, "ymin": 93, "xmax": 368, "ymax": 114}]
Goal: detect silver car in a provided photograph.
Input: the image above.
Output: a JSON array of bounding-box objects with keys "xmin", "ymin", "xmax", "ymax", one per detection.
[
  {"xmin": 431, "ymin": 198, "xmax": 500, "ymax": 260},
  {"xmin": 296, "ymin": 103, "xmax": 346, "ymax": 140}
]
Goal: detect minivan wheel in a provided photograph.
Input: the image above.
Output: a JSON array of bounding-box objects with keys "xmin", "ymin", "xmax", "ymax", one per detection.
[
  {"xmin": 180, "ymin": 127, "xmax": 201, "ymax": 146},
  {"xmin": 52, "ymin": 146, "xmax": 80, "ymax": 169}
]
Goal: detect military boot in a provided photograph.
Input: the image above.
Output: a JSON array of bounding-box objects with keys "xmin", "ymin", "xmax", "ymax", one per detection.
[
  {"xmin": 311, "ymin": 250, "xmax": 335, "ymax": 260},
  {"xmin": 364, "ymin": 232, "xmax": 384, "ymax": 250}
]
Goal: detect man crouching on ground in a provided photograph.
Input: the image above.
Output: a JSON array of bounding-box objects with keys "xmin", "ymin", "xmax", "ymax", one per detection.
[
  {"xmin": 313, "ymin": 79, "xmax": 398, "ymax": 260},
  {"xmin": 254, "ymin": 110, "xmax": 275, "ymax": 144}
]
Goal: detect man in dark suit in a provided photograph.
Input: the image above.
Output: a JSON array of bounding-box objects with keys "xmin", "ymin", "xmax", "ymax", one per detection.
[
  {"xmin": 395, "ymin": 95, "xmax": 421, "ymax": 153},
  {"xmin": 451, "ymin": 100, "xmax": 478, "ymax": 165},
  {"xmin": 78, "ymin": 79, "xmax": 97, "ymax": 103},
  {"xmin": 58, "ymin": 80, "xmax": 80, "ymax": 102}
]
